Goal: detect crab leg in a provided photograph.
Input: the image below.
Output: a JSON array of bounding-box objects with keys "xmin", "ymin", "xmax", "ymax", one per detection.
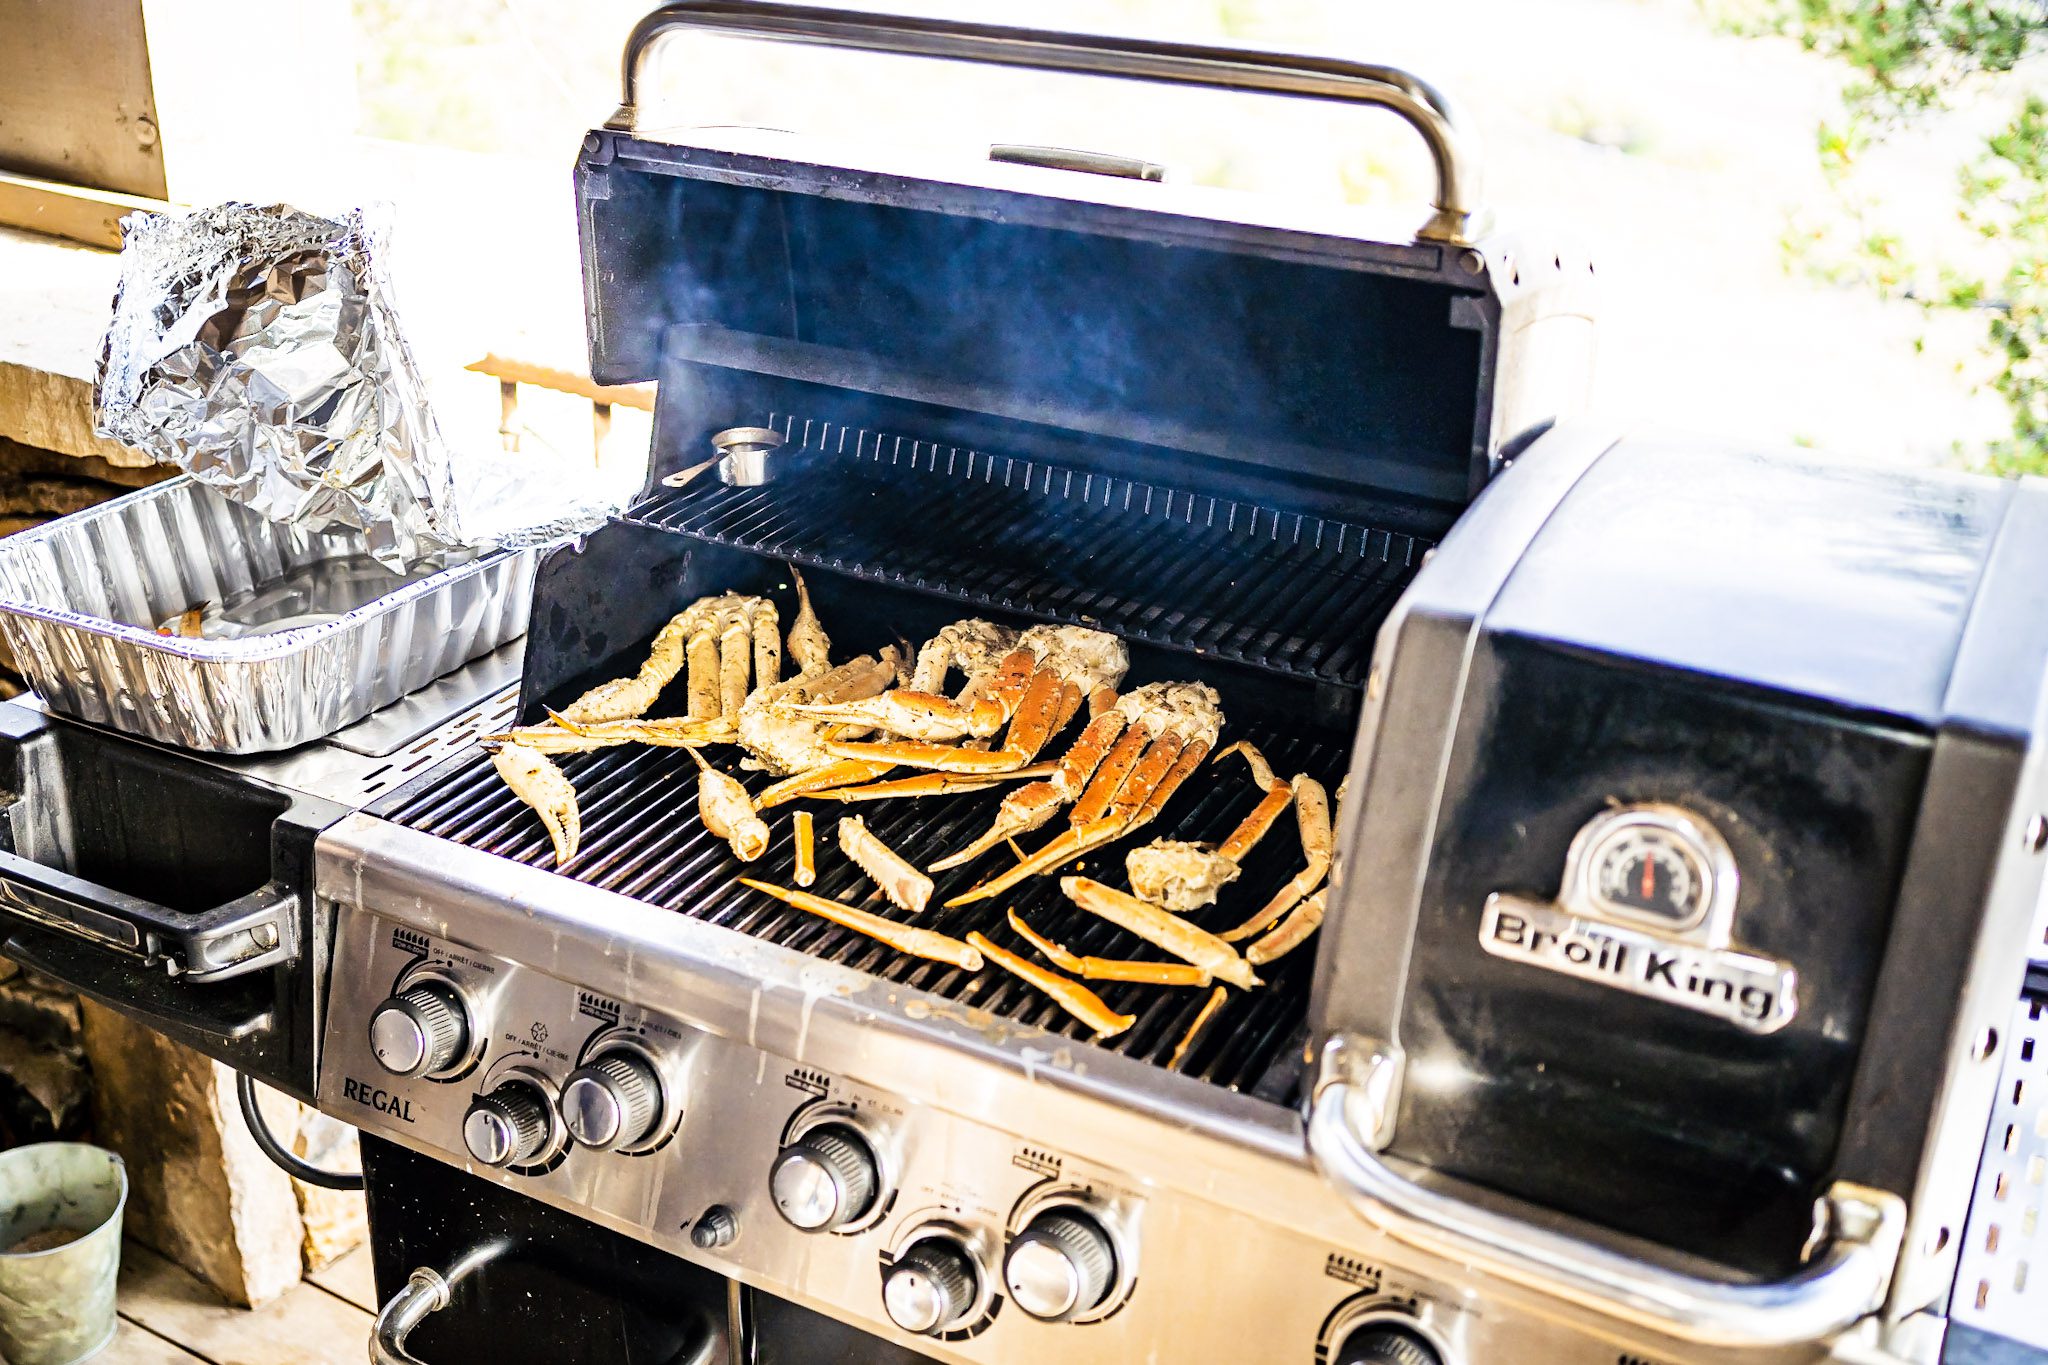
[
  {"xmin": 689, "ymin": 750, "xmax": 771, "ymax": 861},
  {"xmin": 1068, "ymin": 724, "xmax": 1152, "ymax": 825},
  {"xmin": 1220, "ymin": 774, "xmax": 1331, "ymax": 942},
  {"xmin": 793, "ymin": 812, "xmax": 816, "ymax": 887},
  {"xmin": 943, "ymin": 817, "xmax": 1126, "ymax": 906},
  {"xmin": 838, "ymin": 816, "xmax": 934, "ymax": 914},
  {"xmin": 999, "ymin": 667, "xmax": 1068, "ymax": 760},
  {"xmin": 490, "ymin": 743, "xmax": 581, "ymax": 866},
  {"xmin": 965, "ymin": 932, "xmax": 1134, "ymax": 1039},
  {"xmin": 822, "ymin": 764, "xmax": 1055, "ymax": 802},
  {"xmin": 1059, "ymin": 877, "xmax": 1259, "ymax": 989},
  {"xmin": 1247, "ymin": 887, "xmax": 1325, "ymax": 965},
  {"xmin": 786, "ymin": 567, "xmax": 830, "ymax": 677},
  {"xmin": 754, "ymin": 759, "xmax": 897, "ymax": 809},
  {"xmin": 825, "ymin": 740, "xmax": 1030, "ymax": 774},
  {"xmin": 783, "ymin": 690, "xmax": 1000, "ymax": 742},
  {"xmin": 1006, "ymin": 910, "xmax": 1212, "ymax": 985},
  {"xmin": 496, "ymin": 711, "xmax": 732, "ymax": 753},
  {"xmin": 751, "ymin": 596, "xmax": 781, "ymax": 690},
  {"xmin": 1217, "ymin": 784, "xmax": 1295, "ymax": 863},
  {"xmin": 739, "ymin": 880, "xmax": 982, "ymax": 971},
  {"xmin": 1167, "ymin": 986, "xmax": 1229, "ymax": 1071},
  {"xmin": 719, "ymin": 606, "xmax": 753, "ymax": 718},
  {"xmin": 926, "ymin": 707, "xmax": 1130, "ymax": 872},
  {"xmin": 685, "ymin": 618, "xmax": 721, "ymax": 719},
  {"xmin": 559, "ymin": 607, "xmax": 697, "ymax": 723}
]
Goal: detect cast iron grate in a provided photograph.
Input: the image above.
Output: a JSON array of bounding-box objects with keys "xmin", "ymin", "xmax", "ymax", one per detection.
[
  {"xmin": 378, "ymin": 719, "xmax": 1339, "ymax": 1096},
  {"xmin": 626, "ymin": 417, "xmax": 1425, "ymax": 688}
]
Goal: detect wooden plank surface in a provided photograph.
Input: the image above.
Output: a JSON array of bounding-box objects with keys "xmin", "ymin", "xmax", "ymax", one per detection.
[
  {"xmin": 115, "ymin": 1241, "xmax": 372, "ymax": 1365},
  {"xmin": 307, "ymin": 1244, "xmax": 378, "ymax": 1314},
  {"xmin": 98, "ymin": 1319, "xmax": 207, "ymax": 1364}
]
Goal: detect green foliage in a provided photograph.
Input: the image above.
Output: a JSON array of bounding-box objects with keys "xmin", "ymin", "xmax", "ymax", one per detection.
[{"xmin": 1748, "ymin": 0, "xmax": 2048, "ymax": 471}]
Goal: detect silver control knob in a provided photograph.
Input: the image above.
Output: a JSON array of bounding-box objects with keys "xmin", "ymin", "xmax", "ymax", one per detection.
[
  {"xmin": 368, "ymin": 983, "xmax": 468, "ymax": 1077},
  {"xmin": 561, "ymin": 1051, "xmax": 663, "ymax": 1150},
  {"xmin": 882, "ymin": 1238, "xmax": 980, "ymax": 1335},
  {"xmin": 769, "ymin": 1126, "xmax": 878, "ymax": 1231},
  {"xmin": 1004, "ymin": 1210, "xmax": 1117, "ymax": 1322},
  {"xmin": 463, "ymin": 1082, "xmax": 553, "ymax": 1167},
  {"xmin": 1335, "ymin": 1323, "xmax": 1442, "ymax": 1365}
]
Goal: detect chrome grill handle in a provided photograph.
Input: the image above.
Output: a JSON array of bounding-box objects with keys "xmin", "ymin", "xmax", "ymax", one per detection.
[
  {"xmin": 1305, "ymin": 1040, "xmax": 1907, "ymax": 1349},
  {"xmin": 605, "ymin": 0, "xmax": 1483, "ymax": 245},
  {"xmin": 371, "ymin": 1269, "xmax": 449, "ymax": 1365}
]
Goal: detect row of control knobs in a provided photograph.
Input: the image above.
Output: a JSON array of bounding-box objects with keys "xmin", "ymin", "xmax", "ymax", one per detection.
[
  {"xmin": 772, "ymin": 1122, "xmax": 1120, "ymax": 1333},
  {"xmin": 365, "ymin": 985, "xmax": 1433, "ymax": 1352},
  {"xmin": 372, "ymin": 984, "xmax": 663, "ymax": 1161}
]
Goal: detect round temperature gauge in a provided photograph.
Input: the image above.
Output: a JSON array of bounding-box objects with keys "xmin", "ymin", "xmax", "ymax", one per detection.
[{"xmin": 1579, "ymin": 810, "xmax": 1727, "ymax": 929}]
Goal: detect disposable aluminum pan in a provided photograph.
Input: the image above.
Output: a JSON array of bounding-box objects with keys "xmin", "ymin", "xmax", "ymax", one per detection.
[{"xmin": 0, "ymin": 478, "xmax": 537, "ymax": 753}]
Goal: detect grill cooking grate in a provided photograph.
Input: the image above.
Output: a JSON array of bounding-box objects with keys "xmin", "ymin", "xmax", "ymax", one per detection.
[
  {"xmin": 379, "ymin": 721, "xmax": 1340, "ymax": 1094},
  {"xmin": 629, "ymin": 417, "xmax": 1425, "ymax": 688}
]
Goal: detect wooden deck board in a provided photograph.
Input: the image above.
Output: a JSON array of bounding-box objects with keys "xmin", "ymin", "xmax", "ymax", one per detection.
[
  {"xmin": 115, "ymin": 1241, "xmax": 373, "ymax": 1365},
  {"xmin": 307, "ymin": 1244, "xmax": 378, "ymax": 1314},
  {"xmin": 97, "ymin": 1319, "xmax": 208, "ymax": 1364}
]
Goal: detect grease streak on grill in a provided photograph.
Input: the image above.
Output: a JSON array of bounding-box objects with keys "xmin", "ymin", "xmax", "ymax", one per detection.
[{"xmin": 380, "ymin": 723, "xmax": 1339, "ymax": 1093}]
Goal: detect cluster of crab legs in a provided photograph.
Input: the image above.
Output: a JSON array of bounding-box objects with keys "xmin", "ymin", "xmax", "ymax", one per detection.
[{"xmin": 480, "ymin": 573, "xmax": 1337, "ymax": 1047}]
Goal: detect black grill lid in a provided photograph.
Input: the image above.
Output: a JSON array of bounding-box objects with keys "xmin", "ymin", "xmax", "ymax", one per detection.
[{"xmin": 576, "ymin": 7, "xmax": 1593, "ymax": 522}]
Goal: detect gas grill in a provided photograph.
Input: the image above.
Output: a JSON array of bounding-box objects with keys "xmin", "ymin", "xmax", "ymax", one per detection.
[{"xmin": 0, "ymin": 5, "xmax": 2020, "ymax": 1365}]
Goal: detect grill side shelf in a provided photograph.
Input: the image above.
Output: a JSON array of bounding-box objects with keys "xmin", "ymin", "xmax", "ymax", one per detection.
[{"xmin": 627, "ymin": 417, "xmax": 1426, "ymax": 690}]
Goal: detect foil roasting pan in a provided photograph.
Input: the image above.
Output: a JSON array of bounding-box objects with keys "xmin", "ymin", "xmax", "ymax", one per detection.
[{"xmin": 0, "ymin": 478, "xmax": 537, "ymax": 753}]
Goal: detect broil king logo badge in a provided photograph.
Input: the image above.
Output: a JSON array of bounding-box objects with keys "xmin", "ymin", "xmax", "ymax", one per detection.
[{"xmin": 1478, "ymin": 804, "xmax": 1798, "ymax": 1035}]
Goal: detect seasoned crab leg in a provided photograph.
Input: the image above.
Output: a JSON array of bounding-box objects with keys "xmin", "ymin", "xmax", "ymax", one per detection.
[
  {"xmin": 786, "ymin": 567, "xmax": 830, "ymax": 677},
  {"xmin": 1220, "ymin": 774, "xmax": 1331, "ymax": 942},
  {"xmin": 559, "ymin": 607, "xmax": 695, "ymax": 723},
  {"xmin": 965, "ymin": 932, "xmax": 1134, "ymax": 1039},
  {"xmin": 1127, "ymin": 742, "xmax": 1293, "ymax": 910},
  {"xmin": 484, "ymin": 713, "xmax": 733, "ymax": 755},
  {"xmin": 822, "ymin": 764, "xmax": 1055, "ymax": 802},
  {"xmin": 926, "ymin": 706, "xmax": 1130, "ymax": 871},
  {"xmin": 689, "ymin": 750, "xmax": 771, "ymax": 861},
  {"xmin": 1167, "ymin": 986, "xmax": 1228, "ymax": 1071},
  {"xmin": 739, "ymin": 880, "xmax": 983, "ymax": 970},
  {"xmin": 946, "ymin": 684, "xmax": 1223, "ymax": 905},
  {"xmin": 1247, "ymin": 887, "xmax": 1325, "ymax": 965},
  {"xmin": 1007, "ymin": 910, "xmax": 1212, "ymax": 985},
  {"xmin": 784, "ymin": 689, "xmax": 1006, "ymax": 742},
  {"xmin": 490, "ymin": 742, "xmax": 581, "ymax": 866},
  {"xmin": 1059, "ymin": 877, "xmax": 1259, "ymax": 989},
  {"xmin": 756, "ymin": 758, "xmax": 898, "ymax": 809},
  {"xmin": 793, "ymin": 811, "xmax": 816, "ymax": 887},
  {"xmin": 838, "ymin": 817, "xmax": 933, "ymax": 914}
]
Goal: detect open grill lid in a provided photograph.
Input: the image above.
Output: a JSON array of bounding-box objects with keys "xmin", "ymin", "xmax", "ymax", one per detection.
[{"xmin": 576, "ymin": 2, "xmax": 1593, "ymax": 529}]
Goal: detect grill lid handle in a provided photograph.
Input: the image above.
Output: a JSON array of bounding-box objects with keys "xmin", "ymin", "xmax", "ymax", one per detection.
[
  {"xmin": 605, "ymin": 0, "xmax": 1483, "ymax": 245},
  {"xmin": 1305, "ymin": 1037, "xmax": 1908, "ymax": 1348}
]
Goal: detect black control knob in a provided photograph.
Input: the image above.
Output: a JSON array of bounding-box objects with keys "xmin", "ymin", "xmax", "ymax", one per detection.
[
  {"xmin": 1334, "ymin": 1323, "xmax": 1442, "ymax": 1365},
  {"xmin": 1003, "ymin": 1210, "xmax": 1117, "ymax": 1322},
  {"xmin": 882, "ymin": 1237, "xmax": 980, "ymax": 1335},
  {"xmin": 368, "ymin": 983, "xmax": 468, "ymax": 1077},
  {"xmin": 769, "ymin": 1126, "xmax": 879, "ymax": 1231},
  {"xmin": 463, "ymin": 1081, "xmax": 553, "ymax": 1167},
  {"xmin": 561, "ymin": 1051, "xmax": 664, "ymax": 1150}
]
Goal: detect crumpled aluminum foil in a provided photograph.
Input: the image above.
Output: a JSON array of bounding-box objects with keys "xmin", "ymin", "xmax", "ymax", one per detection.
[{"xmin": 95, "ymin": 202, "xmax": 608, "ymax": 570}]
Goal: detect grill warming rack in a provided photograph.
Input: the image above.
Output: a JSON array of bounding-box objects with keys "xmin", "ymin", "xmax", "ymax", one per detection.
[
  {"xmin": 378, "ymin": 721, "xmax": 1339, "ymax": 1096},
  {"xmin": 629, "ymin": 416, "xmax": 1429, "ymax": 690}
]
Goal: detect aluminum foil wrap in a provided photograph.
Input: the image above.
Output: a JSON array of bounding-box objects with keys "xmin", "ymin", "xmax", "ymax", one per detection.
[{"xmin": 94, "ymin": 202, "xmax": 604, "ymax": 571}]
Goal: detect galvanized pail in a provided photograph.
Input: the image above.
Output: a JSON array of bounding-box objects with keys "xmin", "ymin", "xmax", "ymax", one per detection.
[{"xmin": 0, "ymin": 1144, "xmax": 128, "ymax": 1365}]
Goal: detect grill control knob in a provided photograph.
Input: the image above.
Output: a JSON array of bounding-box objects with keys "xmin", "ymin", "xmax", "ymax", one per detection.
[
  {"xmin": 882, "ymin": 1237, "xmax": 980, "ymax": 1336},
  {"xmin": 1003, "ymin": 1210, "xmax": 1117, "ymax": 1322},
  {"xmin": 463, "ymin": 1082, "xmax": 553, "ymax": 1167},
  {"xmin": 1334, "ymin": 1323, "xmax": 1442, "ymax": 1365},
  {"xmin": 769, "ymin": 1125, "xmax": 878, "ymax": 1232},
  {"xmin": 560, "ymin": 1051, "xmax": 663, "ymax": 1151},
  {"xmin": 369, "ymin": 983, "xmax": 468, "ymax": 1078}
]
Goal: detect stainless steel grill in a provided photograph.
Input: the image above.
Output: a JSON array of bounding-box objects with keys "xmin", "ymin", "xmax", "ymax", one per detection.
[{"xmin": 377, "ymin": 717, "xmax": 1341, "ymax": 1093}]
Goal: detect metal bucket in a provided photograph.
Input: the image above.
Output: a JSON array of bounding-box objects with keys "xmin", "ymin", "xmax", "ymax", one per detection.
[{"xmin": 0, "ymin": 1144, "xmax": 127, "ymax": 1365}]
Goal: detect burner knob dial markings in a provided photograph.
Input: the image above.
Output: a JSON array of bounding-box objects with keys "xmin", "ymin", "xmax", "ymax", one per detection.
[
  {"xmin": 561, "ymin": 1051, "xmax": 663, "ymax": 1150},
  {"xmin": 369, "ymin": 983, "xmax": 468, "ymax": 1077},
  {"xmin": 1004, "ymin": 1210, "xmax": 1116, "ymax": 1322},
  {"xmin": 463, "ymin": 1081, "xmax": 553, "ymax": 1167},
  {"xmin": 1334, "ymin": 1323, "xmax": 1443, "ymax": 1365},
  {"xmin": 883, "ymin": 1237, "xmax": 980, "ymax": 1336},
  {"xmin": 769, "ymin": 1125, "xmax": 878, "ymax": 1231}
]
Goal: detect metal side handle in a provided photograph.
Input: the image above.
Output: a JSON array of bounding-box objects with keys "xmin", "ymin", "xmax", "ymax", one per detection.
[
  {"xmin": 1305, "ymin": 1042, "xmax": 1907, "ymax": 1348},
  {"xmin": 606, "ymin": 0, "xmax": 1482, "ymax": 245},
  {"xmin": 371, "ymin": 1244, "xmax": 510, "ymax": 1365}
]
